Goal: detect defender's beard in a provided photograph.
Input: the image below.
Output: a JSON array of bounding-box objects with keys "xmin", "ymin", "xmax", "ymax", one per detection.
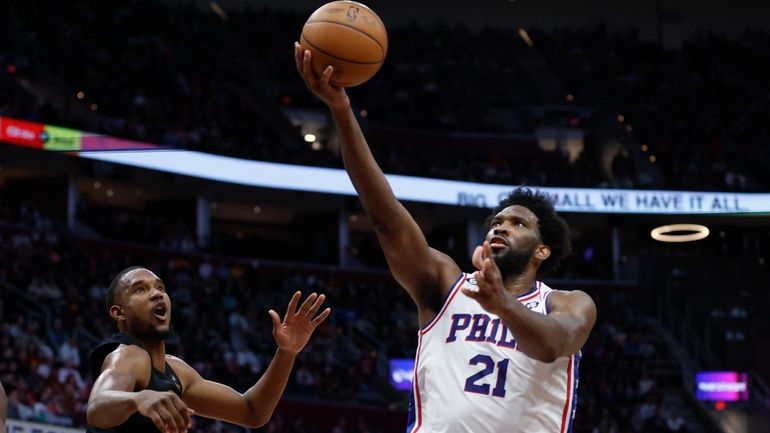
[
  {"xmin": 146, "ymin": 324, "xmax": 175, "ymax": 341},
  {"xmin": 493, "ymin": 246, "xmax": 533, "ymax": 280},
  {"xmin": 124, "ymin": 314, "xmax": 175, "ymax": 341}
]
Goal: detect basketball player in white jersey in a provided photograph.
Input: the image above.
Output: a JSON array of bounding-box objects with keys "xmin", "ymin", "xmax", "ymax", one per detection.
[{"xmin": 295, "ymin": 44, "xmax": 597, "ymax": 433}]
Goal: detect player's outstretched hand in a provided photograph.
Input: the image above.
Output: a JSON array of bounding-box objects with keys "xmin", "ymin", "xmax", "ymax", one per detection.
[
  {"xmin": 134, "ymin": 389, "xmax": 195, "ymax": 433},
  {"xmin": 270, "ymin": 291, "xmax": 331, "ymax": 355},
  {"xmin": 462, "ymin": 241, "xmax": 513, "ymax": 316},
  {"xmin": 294, "ymin": 42, "xmax": 350, "ymax": 111}
]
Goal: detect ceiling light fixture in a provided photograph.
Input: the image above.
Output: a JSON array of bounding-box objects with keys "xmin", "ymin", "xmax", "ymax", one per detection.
[{"xmin": 651, "ymin": 224, "xmax": 709, "ymax": 243}]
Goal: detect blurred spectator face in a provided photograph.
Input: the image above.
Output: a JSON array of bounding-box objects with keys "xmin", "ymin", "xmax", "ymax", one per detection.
[{"xmin": 111, "ymin": 269, "xmax": 174, "ymax": 340}]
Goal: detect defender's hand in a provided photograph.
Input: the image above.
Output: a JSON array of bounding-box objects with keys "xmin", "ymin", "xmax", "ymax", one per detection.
[
  {"xmin": 134, "ymin": 390, "xmax": 194, "ymax": 433},
  {"xmin": 294, "ymin": 42, "xmax": 350, "ymax": 111},
  {"xmin": 270, "ymin": 291, "xmax": 331, "ymax": 354}
]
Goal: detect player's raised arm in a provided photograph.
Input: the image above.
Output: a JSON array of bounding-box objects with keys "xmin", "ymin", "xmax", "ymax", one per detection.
[
  {"xmin": 294, "ymin": 43, "xmax": 461, "ymax": 314},
  {"xmin": 87, "ymin": 345, "xmax": 193, "ymax": 432},
  {"xmin": 174, "ymin": 292, "xmax": 330, "ymax": 428}
]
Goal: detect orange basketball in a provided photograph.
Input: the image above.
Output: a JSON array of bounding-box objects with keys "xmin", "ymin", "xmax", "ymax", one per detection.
[{"xmin": 300, "ymin": 1, "xmax": 388, "ymax": 87}]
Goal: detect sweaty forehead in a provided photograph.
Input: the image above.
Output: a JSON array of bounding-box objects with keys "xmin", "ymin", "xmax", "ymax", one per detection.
[
  {"xmin": 495, "ymin": 205, "xmax": 538, "ymax": 225},
  {"xmin": 120, "ymin": 268, "xmax": 161, "ymax": 291}
]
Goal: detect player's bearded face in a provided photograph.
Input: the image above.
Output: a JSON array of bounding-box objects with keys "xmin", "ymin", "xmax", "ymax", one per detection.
[
  {"xmin": 125, "ymin": 312, "xmax": 175, "ymax": 341},
  {"xmin": 119, "ymin": 269, "xmax": 175, "ymax": 341},
  {"xmin": 141, "ymin": 301, "xmax": 174, "ymax": 341},
  {"xmin": 124, "ymin": 312, "xmax": 174, "ymax": 340},
  {"xmin": 493, "ymin": 244, "xmax": 534, "ymax": 279}
]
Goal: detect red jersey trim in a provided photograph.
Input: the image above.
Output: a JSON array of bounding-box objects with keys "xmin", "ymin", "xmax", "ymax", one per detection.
[{"xmin": 560, "ymin": 354, "xmax": 575, "ymax": 433}]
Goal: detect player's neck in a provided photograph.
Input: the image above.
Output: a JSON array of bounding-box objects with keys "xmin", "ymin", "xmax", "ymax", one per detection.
[
  {"xmin": 139, "ymin": 338, "xmax": 167, "ymax": 371},
  {"xmin": 502, "ymin": 270, "xmax": 537, "ymax": 297}
]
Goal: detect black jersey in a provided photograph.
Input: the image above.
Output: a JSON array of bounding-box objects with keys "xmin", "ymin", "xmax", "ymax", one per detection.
[{"xmin": 87, "ymin": 333, "xmax": 183, "ymax": 433}]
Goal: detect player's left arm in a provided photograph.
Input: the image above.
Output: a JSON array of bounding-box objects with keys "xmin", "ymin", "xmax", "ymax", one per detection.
[
  {"xmin": 463, "ymin": 241, "xmax": 596, "ymax": 363},
  {"xmin": 170, "ymin": 292, "xmax": 330, "ymax": 428},
  {"xmin": 539, "ymin": 290, "xmax": 597, "ymax": 356},
  {"xmin": 489, "ymin": 290, "xmax": 595, "ymax": 363}
]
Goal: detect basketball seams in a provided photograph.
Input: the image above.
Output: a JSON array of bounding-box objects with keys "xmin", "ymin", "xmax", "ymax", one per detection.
[
  {"xmin": 304, "ymin": 20, "xmax": 387, "ymax": 57},
  {"xmin": 306, "ymin": 0, "xmax": 387, "ymax": 47},
  {"xmin": 299, "ymin": 34, "xmax": 383, "ymax": 69}
]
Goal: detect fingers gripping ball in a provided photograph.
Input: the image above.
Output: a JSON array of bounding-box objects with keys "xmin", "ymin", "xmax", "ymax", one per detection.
[{"xmin": 300, "ymin": 1, "xmax": 388, "ymax": 87}]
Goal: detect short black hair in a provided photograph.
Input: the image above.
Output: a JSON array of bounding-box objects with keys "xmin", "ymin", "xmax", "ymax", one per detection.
[
  {"xmin": 106, "ymin": 266, "xmax": 146, "ymax": 313},
  {"xmin": 486, "ymin": 187, "xmax": 571, "ymax": 276}
]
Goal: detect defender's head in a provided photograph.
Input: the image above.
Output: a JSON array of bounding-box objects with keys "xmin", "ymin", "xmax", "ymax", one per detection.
[{"xmin": 106, "ymin": 266, "xmax": 173, "ymax": 340}]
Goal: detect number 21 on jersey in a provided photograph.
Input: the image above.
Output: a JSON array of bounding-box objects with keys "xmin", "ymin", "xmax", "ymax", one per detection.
[{"xmin": 463, "ymin": 354, "xmax": 509, "ymax": 398}]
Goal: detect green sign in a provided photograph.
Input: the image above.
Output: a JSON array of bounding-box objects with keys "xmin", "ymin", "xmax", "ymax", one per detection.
[{"xmin": 43, "ymin": 125, "xmax": 81, "ymax": 151}]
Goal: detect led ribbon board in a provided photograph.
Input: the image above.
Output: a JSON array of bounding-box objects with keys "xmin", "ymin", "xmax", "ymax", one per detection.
[{"xmin": 3, "ymin": 116, "xmax": 770, "ymax": 215}]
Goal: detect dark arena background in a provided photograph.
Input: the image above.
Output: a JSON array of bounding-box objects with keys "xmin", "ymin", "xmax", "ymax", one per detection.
[{"xmin": 1, "ymin": 0, "xmax": 770, "ymax": 432}]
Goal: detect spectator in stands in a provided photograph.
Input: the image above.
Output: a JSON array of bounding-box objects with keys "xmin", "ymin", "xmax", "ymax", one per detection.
[
  {"xmin": 5, "ymin": 0, "xmax": 767, "ymax": 193},
  {"xmin": 2, "ymin": 179, "xmax": 755, "ymax": 432},
  {"xmin": 59, "ymin": 335, "xmax": 81, "ymax": 369}
]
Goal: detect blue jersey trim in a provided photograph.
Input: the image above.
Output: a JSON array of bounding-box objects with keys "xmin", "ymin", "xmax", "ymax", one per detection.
[
  {"xmin": 567, "ymin": 352, "xmax": 582, "ymax": 433},
  {"xmin": 405, "ymin": 390, "xmax": 416, "ymax": 433}
]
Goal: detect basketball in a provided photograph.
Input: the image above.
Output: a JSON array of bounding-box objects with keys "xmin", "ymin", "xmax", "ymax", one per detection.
[{"xmin": 300, "ymin": 1, "xmax": 388, "ymax": 87}]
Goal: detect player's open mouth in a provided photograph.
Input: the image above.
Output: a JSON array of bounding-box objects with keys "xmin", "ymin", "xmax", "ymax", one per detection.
[
  {"xmin": 489, "ymin": 236, "xmax": 509, "ymax": 253},
  {"xmin": 153, "ymin": 303, "xmax": 168, "ymax": 320}
]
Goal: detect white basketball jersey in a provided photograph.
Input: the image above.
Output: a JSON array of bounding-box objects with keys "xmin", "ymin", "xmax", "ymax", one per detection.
[{"xmin": 407, "ymin": 273, "xmax": 580, "ymax": 433}]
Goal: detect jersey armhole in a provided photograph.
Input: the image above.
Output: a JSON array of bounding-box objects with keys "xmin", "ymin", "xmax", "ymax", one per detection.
[
  {"xmin": 165, "ymin": 356, "xmax": 191, "ymax": 392},
  {"xmin": 162, "ymin": 360, "xmax": 185, "ymax": 396},
  {"xmin": 419, "ymin": 273, "xmax": 467, "ymax": 334}
]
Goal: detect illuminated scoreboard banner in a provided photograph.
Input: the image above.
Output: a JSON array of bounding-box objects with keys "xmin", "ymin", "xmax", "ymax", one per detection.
[
  {"xmin": 0, "ymin": 116, "xmax": 157, "ymax": 151},
  {"xmin": 72, "ymin": 150, "xmax": 770, "ymax": 215},
  {"xmin": 516, "ymin": 188, "xmax": 758, "ymax": 214},
  {"xmin": 2, "ymin": 116, "xmax": 770, "ymax": 215}
]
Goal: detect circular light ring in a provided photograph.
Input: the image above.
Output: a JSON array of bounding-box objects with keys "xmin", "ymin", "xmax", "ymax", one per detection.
[{"xmin": 651, "ymin": 224, "xmax": 710, "ymax": 243}]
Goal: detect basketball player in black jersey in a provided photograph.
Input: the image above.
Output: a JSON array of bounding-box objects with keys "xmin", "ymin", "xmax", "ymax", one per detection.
[{"xmin": 86, "ymin": 266, "xmax": 331, "ymax": 433}]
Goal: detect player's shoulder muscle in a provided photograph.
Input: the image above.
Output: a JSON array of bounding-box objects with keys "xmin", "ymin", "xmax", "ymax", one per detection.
[
  {"xmin": 96, "ymin": 344, "xmax": 152, "ymax": 390},
  {"xmin": 546, "ymin": 289, "xmax": 595, "ymax": 315}
]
